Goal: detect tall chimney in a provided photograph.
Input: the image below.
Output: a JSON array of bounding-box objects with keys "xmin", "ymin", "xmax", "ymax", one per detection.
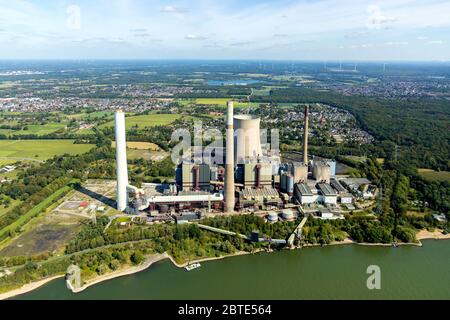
[
  {"xmin": 303, "ymin": 105, "xmax": 309, "ymax": 165},
  {"xmin": 224, "ymin": 101, "xmax": 235, "ymax": 213},
  {"xmin": 115, "ymin": 109, "xmax": 129, "ymax": 211}
]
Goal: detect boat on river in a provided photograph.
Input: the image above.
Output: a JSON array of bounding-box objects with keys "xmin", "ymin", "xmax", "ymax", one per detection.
[{"xmin": 185, "ymin": 263, "xmax": 201, "ymax": 271}]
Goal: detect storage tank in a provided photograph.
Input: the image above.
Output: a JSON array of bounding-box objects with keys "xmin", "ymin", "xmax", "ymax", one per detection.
[
  {"xmin": 286, "ymin": 174, "xmax": 294, "ymax": 196},
  {"xmin": 281, "ymin": 209, "xmax": 295, "ymax": 221},
  {"xmin": 267, "ymin": 212, "xmax": 279, "ymax": 222},
  {"xmin": 280, "ymin": 173, "xmax": 288, "ymax": 192}
]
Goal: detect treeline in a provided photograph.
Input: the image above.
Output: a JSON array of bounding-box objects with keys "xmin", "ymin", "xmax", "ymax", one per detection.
[
  {"xmin": 0, "ymin": 257, "xmax": 71, "ymax": 294},
  {"xmin": 0, "ymin": 137, "xmax": 115, "ymax": 241},
  {"xmin": 0, "ymin": 178, "xmax": 73, "ymax": 241},
  {"xmin": 0, "ymin": 132, "xmax": 95, "ymax": 142},
  {"xmin": 65, "ymin": 218, "xmax": 260, "ymax": 264},
  {"xmin": 202, "ymin": 214, "xmax": 298, "ymax": 240}
]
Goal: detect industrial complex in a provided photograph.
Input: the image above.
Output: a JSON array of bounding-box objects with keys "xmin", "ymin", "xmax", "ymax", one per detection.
[{"xmin": 114, "ymin": 102, "xmax": 377, "ymax": 222}]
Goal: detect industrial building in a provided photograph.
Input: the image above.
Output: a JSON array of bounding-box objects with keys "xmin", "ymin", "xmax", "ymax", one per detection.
[
  {"xmin": 312, "ymin": 161, "xmax": 331, "ymax": 183},
  {"xmin": 317, "ymin": 183, "xmax": 337, "ymax": 205},
  {"xmin": 113, "ymin": 101, "xmax": 371, "ymax": 218},
  {"xmin": 294, "ymin": 183, "xmax": 314, "ymax": 205},
  {"xmin": 176, "ymin": 162, "xmax": 211, "ymax": 191},
  {"xmin": 236, "ymin": 161, "xmax": 272, "ymax": 188},
  {"xmin": 238, "ymin": 187, "xmax": 282, "ymax": 209}
]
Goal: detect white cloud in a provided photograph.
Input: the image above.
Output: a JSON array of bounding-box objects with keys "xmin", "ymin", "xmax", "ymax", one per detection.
[
  {"xmin": 160, "ymin": 5, "xmax": 188, "ymax": 13},
  {"xmin": 366, "ymin": 5, "xmax": 397, "ymax": 30},
  {"xmin": 426, "ymin": 40, "xmax": 444, "ymax": 45},
  {"xmin": 185, "ymin": 34, "xmax": 207, "ymax": 40}
]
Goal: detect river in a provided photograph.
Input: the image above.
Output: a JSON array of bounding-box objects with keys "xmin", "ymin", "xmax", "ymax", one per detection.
[{"xmin": 13, "ymin": 240, "xmax": 450, "ymax": 300}]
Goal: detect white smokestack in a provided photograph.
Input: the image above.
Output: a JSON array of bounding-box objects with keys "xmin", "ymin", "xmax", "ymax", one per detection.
[
  {"xmin": 225, "ymin": 101, "xmax": 235, "ymax": 213},
  {"xmin": 303, "ymin": 105, "xmax": 309, "ymax": 165},
  {"xmin": 115, "ymin": 109, "xmax": 129, "ymax": 212}
]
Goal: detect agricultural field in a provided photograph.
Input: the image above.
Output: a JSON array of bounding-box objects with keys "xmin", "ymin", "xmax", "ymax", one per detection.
[
  {"xmin": 418, "ymin": 169, "xmax": 450, "ymax": 183},
  {"xmin": 100, "ymin": 114, "xmax": 182, "ymax": 129},
  {"xmin": 0, "ymin": 123, "xmax": 67, "ymax": 136},
  {"xmin": 127, "ymin": 149, "xmax": 169, "ymax": 161},
  {"xmin": 0, "ymin": 159, "xmax": 18, "ymax": 167},
  {"xmin": 0, "ymin": 140, "xmax": 94, "ymax": 161},
  {"xmin": 194, "ymin": 98, "xmax": 257, "ymax": 108},
  {"xmin": 66, "ymin": 111, "xmax": 114, "ymax": 120},
  {"xmin": 111, "ymin": 141, "xmax": 160, "ymax": 151},
  {"xmin": 111, "ymin": 141, "xmax": 167, "ymax": 161}
]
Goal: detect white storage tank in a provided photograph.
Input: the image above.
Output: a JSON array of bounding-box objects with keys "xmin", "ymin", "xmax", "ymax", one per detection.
[
  {"xmin": 281, "ymin": 209, "xmax": 296, "ymax": 221},
  {"xmin": 267, "ymin": 212, "xmax": 279, "ymax": 222}
]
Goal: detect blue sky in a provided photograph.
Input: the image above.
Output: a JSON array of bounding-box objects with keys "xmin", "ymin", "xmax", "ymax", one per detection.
[{"xmin": 0, "ymin": 0, "xmax": 449, "ymax": 60}]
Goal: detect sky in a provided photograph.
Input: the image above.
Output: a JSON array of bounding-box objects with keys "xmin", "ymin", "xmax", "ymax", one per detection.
[{"xmin": 0, "ymin": 0, "xmax": 449, "ymax": 61}]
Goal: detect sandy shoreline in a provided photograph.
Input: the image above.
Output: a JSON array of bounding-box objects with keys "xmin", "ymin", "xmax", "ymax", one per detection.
[
  {"xmin": 416, "ymin": 229, "xmax": 450, "ymax": 240},
  {"xmin": 72, "ymin": 253, "xmax": 170, "ymax": 293},
  {"xmin": 0, "ymin": 275, "xmax": 64, "ymax": 300},
  {"xmin": 1, "ymin": 229, "xmax": 448, "ymax": 299}
]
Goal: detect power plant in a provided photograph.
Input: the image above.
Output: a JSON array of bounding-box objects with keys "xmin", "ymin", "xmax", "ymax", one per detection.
[{"xmin": 114, "ymin": 102, "xmax": 355, "ymax": 220}]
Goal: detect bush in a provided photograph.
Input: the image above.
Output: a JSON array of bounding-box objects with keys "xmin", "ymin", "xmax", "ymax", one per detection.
[{"xmin": 130, "ymin": 251, "xmax": 144, "ymax": 265}]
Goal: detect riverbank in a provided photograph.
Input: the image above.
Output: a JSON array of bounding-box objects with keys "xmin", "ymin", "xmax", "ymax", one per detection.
[
  {"xmin": 300, "ymin": 229, "xmax": 450, "ymax": 249},
  {"xmin": 72, "ymin": 253, "xmax": 170, "ymax": 293},
  {"xmin": 167, "ymin": 250, "xmax": 253, "ymax": 268},
  {"xmin": 1, "ymin": 229, "xmax": 449, "ymax": 299},
  {"xmin": 0, "ymin": 274, "xmax": 64, "ymax": 300},
  {"xmin": 416, "ymin": 229, "xmax": 450, "ymax": 240},
  {"xmin": 72, "ymin": 250, "xmax": 255, "ymax": 293}
]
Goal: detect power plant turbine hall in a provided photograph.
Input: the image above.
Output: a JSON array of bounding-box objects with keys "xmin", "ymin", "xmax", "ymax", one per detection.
[{"xmin": 115, "ymin": 109, "xmax": 129, "ymax": 211}]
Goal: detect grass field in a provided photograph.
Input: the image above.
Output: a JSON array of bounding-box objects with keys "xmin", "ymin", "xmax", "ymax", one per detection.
[
  {"xmin": 0, "ymin": 159, "xmax": 18, "ymax": 167},
  {"xmin": 194, "ymin": 98, "xmax": 257, "ymax": 108},
  {"xmin": 0, "ymin": 123, "xmax": 67, "ymax": 136},
  {"xmin": 0, "ymin": 140, "xmax": 94, "ymax": 160},
  {"xmin": 100, "ymin": 114, "xmax": 182, "ymax": 129},
  {"xmin": 0, "ymin": 199, "xmax": 21, "ymax": 218},
  {"xmin": 111, "ymin": 141, "xmax": 160, "ymax": 151},
  {"xmin": 0, "ymin": 185, "xmax": 72, "ymax": 241},
  {"xmin": 418, "ymin": 169, "xmax": 450, "ymax": 183}
]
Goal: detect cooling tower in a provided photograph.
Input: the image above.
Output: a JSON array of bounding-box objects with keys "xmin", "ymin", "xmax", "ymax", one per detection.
[
  {"xmin": 233, "ymin": 115, "xmax": 263, "ymax": 164},
  {"xmin": 224, "ymin": 101, "xmax": 235, "ymax": 213},
  {"xmin": 303, "ymin": 105, "xmax": 309, "ymax": 165},
  {"xmin": 115, "ymin": 109, "xmax": 129, "ymax": 211}
]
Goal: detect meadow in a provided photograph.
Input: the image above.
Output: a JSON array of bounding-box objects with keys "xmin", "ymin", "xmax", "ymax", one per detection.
[
  {"xmin": 418, "ymin": 169, "xmax": 450, "ymax": 183},
  {"xmin": 111, "ymin": 141, "xmax": 160, "ymax": 150},
  {"xmin": 0, "ymin": 140, "xmax": 94, "ymax": 160},
  {"xmin": 195, "ymin": 98, "xmax": 258, "ymax": 108},
  {"xmin": 100, "ymin": 114, "xmax": 182, "ymax": 129},
  {"xmin": 0, "ymin": 122, "xmax": 67, "ymax": 136}
]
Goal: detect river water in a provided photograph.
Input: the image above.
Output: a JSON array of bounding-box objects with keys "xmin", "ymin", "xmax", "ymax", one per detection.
[{"xmin": 13, "ymin": 240, "xmax": 450, "ymax": 300}]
